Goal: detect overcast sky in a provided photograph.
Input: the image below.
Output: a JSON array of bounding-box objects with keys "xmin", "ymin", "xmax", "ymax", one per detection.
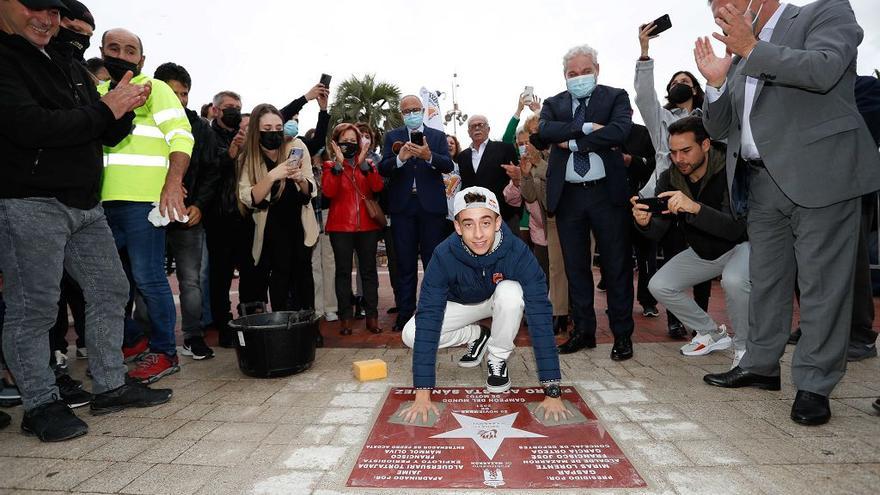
[{"xmin": 83, "ymin": 0, "xmax": 880, "ymax": 143}]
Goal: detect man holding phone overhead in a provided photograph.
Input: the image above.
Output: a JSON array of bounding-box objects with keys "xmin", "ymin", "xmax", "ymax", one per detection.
[
  {"xmin": 631, "ymin": 117, "xmax": 749, "ymax": 368},
  {"xmin": 379, "ymin": 95, "xmax": 454, "ymax": 333}
]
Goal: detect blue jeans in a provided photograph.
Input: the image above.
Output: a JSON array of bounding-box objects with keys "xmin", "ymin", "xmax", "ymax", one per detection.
[
  {"xmin": 0, "ymin": 198, "xmax": 128, "ymax": 410},
  {"xmin": 104, "ymin": 201, "xmax": 177, "ymax": 356}
]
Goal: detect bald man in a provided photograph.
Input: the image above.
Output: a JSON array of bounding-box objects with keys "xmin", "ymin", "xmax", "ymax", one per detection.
[
  {"xmin": 378, "ymin": 95, "xmax": 454, "ymax": 331},
  {"xmin": 98, "ymin": 27, "xmax": 194, "ymax": 384}
]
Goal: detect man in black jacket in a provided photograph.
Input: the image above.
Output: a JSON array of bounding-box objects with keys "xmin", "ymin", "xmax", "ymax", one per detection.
[
  {"xmin": 0, "ymin": 0, "xmax": 171, "ymax": 442},
  {"xmin": 632, "ymin": 117, "xmax": 750, "ymax": 368},
  {"xmin": 154, "ymin": 62, "xmax": 219, "ymax": 360},
  {"xmin": 456, "ymin": 115, "xmax": 520, "ymax": 230}
]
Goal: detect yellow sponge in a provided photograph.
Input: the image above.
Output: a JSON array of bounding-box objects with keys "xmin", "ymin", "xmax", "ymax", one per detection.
[{"xmin": 353, "ymin": 359, "xmax": 388, "ymax": 382}]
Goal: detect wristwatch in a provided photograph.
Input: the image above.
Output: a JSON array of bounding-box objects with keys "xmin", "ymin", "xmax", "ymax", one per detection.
[{"xmin": 543, "ymin": 384, "xmax": 562, "ymax": 398}]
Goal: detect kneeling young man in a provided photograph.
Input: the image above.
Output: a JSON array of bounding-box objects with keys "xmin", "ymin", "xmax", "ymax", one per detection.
[
  {"xmin": 632, "ymin": 117, "xmax": 750, "ymax": 367},
  {"xmin": 401, "ymin": 187, "xmax": 567, "ymax": 422}
]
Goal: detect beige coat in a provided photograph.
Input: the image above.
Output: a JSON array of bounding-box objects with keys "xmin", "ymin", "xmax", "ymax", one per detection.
[{"xmin": 238, "ymin": 138, "xmax": 319, "ymax": 265}]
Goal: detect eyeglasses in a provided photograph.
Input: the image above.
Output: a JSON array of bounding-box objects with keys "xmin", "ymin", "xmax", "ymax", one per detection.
[
  {"xmin": 468, "ymin": 123, "xmax": 487, "ymax": 130},
  {"xmin": 401, "ymin": 108, "xmax": 423, "ymax": 116}
]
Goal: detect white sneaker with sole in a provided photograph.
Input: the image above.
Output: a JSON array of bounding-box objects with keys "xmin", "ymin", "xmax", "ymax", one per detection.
[{"xmin": 680, "ymin": 325, "xmax": 732, "ymax": 356}]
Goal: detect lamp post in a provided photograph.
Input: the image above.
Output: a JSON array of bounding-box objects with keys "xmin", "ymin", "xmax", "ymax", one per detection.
[{"xmin": 444, "ymin": 73, "xmax": 468, "ymax": 138}]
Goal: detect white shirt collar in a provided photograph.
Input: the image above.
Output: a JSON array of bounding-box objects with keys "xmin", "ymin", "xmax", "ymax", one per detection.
[{"xmin": 759, "ymin": 3, "xmax": 787, "ymax": 41}]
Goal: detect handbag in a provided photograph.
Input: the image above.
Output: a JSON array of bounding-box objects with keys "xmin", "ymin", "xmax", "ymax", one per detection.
[{"xmin": 346, "ymin": 167, "xmax": 387, "ymax": 227}]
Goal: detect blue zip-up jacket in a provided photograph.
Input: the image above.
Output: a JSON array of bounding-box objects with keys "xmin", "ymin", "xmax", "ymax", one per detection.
[{"xmin": 412, "ymin": 222, "xmax": 561, "ymax": 388}]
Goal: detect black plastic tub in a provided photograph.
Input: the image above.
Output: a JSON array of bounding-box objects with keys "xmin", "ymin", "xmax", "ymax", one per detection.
[{"xmin": 228, "ymin": 310, "xmax": 319, "ymax": 378}]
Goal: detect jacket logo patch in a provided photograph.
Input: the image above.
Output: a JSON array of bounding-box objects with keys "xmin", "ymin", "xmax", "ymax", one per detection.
[{"xmin": 492, "ymin": 273, "xmax": 504, "ymax": 284}]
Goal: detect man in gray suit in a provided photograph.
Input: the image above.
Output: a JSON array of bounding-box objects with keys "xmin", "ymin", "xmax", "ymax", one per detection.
[{"xmin": 696, "ymin": 0, "xmax": 880, "ymax": 425}]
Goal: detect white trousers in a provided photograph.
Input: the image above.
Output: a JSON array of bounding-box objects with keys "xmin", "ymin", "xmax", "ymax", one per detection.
[{"xmin": 402, "ymin": 280, "xmax": 525, "ymax": 362}]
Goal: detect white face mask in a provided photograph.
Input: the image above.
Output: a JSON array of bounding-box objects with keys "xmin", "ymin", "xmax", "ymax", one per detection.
[{"xmin": 745, "ymin": 0, "xmax": 765, "ymax": 35}]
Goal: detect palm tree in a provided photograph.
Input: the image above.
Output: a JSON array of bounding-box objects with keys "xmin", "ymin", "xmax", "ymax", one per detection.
[{"xmin": 329, "ymin": 74, "xmax": 402, "ymax": 133}]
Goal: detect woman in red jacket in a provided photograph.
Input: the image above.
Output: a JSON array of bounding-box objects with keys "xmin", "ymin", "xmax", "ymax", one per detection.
[{"xmin": 323, "ymin": 123, "xmax": 384, "ymax": 335}]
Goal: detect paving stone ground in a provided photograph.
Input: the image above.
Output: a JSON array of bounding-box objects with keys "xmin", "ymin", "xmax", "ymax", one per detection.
[{"xmin": 1, "ymin": 342, "xmax": 878, "ymax": 495}]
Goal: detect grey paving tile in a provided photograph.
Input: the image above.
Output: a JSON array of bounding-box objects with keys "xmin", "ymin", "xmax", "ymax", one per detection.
[
  {"xmin": 18, "ymin": 459, "xmax": 111, "ymax": 491},
  {"xmin": 164, "ymin": 420, "xmax": 221, "ymax": 441},
  {"xmin": 675, "ymin": 439, "xmax": 751, "ymax": 466},
  {"xmin": 641, "ymin": 420, "xmax": 717, "ymax": 441},
  {"xmin": 620, "ymin": 404, "xmax": 689, "ymax": 422},
  {"xmin": 281, "ymin": 445, "xmax": 349, "ymax": 470},
  {"xmin": 665, "ymin": 466, "xmax": 763, "ymax": 494},
  {"xmin": 120, "ymin": 463, "xmax": 221, "ymax": 495},
  {"xmin": 630, "ymin": 442, "xmax": 693, "ymax": 467},
  {"xmin": 202, "ymin": 421, "xmax": 276, "ymax": 443},
  {"xmin": 72, "ymin": 462, "xmax": 153, "ymax": 493},
  {"xmin": 0, "ymin": 457, "xmax": 59, "ymax": 488},
  {"xmin": 80, "ymin": 437, "xmax": 158, "ymax": 462},
  {"xmin": 173, "ymin": 439, "xmax": 259, "ymax": 467}
]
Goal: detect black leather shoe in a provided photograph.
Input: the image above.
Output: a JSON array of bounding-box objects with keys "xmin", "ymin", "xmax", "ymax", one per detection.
[
  {"xmin": 667, "ymin": 322, "xmax": 688, "ymax": 339},
  {"xmin": 392, "ymin": 315, "xmax": 411, "ymax": 333},
  {"xmin": 558, "ymin": 332, "xmax": 596, "ymax": 354},
  {"xmin": 22, "ymin": 399, "xmax": 88, "ymax": 442},
  {"xmin": 552, "ymin": 315, "xmax": 569, "ymax": 335},
  {"xmin": 611, "ymin": 336, "xmax": 634, "ymax": 361},
  {"xmin": 873, "ymin": 397, "xmax": 880, "ymax": 413},
  {"xmin": 791, "ymin": 390, "xmax": 831, "ymax": 426},
  {"xmin": 788, "ymin": 328, "xmax": 802, "ymax": 345},
  {"xmin": 703, "ymin": 366, "xmax": 781, "ymax": 390},
  {"xmin": 90, "ymin": 380, "xmax": 173, "ymax": 416},
  {"xmin": 0, "ymin": 409, "xmax": 11, "ymax": 430}
]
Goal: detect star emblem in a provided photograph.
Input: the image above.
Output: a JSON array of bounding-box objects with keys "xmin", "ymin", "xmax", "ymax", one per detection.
[{"xmin": 431, "ymin": 412, "xmax": 545, "ymax": 460}]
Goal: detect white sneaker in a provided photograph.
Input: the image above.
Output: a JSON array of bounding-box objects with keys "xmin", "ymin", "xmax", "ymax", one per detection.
[
  {"xmin": 680, "ymin": 325, "xmax": 732, "ymax": 356},
  {"xmin": 53, "ymin": 350, "xmax": 69, "ymax": 371},
  {"xmin": 732, "ymin": 349, "xmax": 746, "ymax": 369},
  {"xmin": 325, "ymin": 312, "xmax": 339, "ymax": 322}
]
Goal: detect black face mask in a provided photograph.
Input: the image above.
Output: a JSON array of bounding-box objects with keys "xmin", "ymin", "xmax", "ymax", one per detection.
[
  {"xmin": 53, "ymin": 27, "xmax": 90, "ymax": 61},
  {"xmin": 103, "ymin": 55, "xmax": 140, "ymax": 81},
  {"xmin": 260, "ymin": 130, "xmax": 284, "ymax": 151},
  {"xmin": 667, "ymin": 83, "xmax": 694, "ymax": 105},
  {"xmin": 339, "ymin": 142, "xmax": 358, "ymax": 159},
  {"xmin": 220, "ymin": 107, "xmax": 242, "ymax": 129}
]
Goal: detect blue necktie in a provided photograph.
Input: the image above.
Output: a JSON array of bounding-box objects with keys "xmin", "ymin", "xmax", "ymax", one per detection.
[{"xmin": 573, "ymin": 98, "xmax": 590, "ymax": 177}]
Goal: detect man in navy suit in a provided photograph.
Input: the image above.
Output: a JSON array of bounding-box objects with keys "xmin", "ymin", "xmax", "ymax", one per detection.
[
  {"xmin": 379, "ymin": 95, "xmax": 454, "ymax": 331},
  {"xmin": 533, "ymin": 44, "xmax": 635, "ymax": 361}
]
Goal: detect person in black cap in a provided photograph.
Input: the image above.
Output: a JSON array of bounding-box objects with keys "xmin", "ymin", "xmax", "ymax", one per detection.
[
  {"xmin": 0, "ymin": 0, "xmax": 173, "ymax": 442},
  {"xmin": 52, "ymin": 0, "xmax": 93, "ymax": 62}
]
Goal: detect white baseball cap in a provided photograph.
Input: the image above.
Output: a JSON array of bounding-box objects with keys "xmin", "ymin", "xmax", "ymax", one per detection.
[{"xmin": 453, "ymin": 186, "xmax": 501, "ymax": 218}]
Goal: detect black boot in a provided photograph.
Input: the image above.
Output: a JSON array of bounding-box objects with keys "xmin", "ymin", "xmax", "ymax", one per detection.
[
  {"xmin": 552, "ymin": 315, "xmax": 569, "ymax": 335},
  {"xmin": 558, "ymin": 331, "xmax": 596, "ymax": 354}
]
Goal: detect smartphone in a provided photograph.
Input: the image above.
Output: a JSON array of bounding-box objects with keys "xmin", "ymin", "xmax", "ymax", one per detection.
[
  {"xmin": 522, "ymin": 86, "xmax": 535, "ymax": 105},
  {"xmin": 645, "ymin": 14, "xmax": 672, "ymax": 36},
  {"xmin": 289, "ymin": 147, "xmax": 304, "ymax": 166},
  {"xmin": 636, "ymin": 197, "xmax": 668, "ymax": 214},
  {"xmin": 410, "ymin": 131, "xmax": 424, "ymax": 146},
  {"xmin": 319, "ymin": 73, "xmax": 332, "ymax": 88}
]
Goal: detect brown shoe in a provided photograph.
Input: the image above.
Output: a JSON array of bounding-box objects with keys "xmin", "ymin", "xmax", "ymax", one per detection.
[
  {"xmin": 339, "ymin": 319, "xmax": 352, "ymax": 336},
  {"xmin": 367, "ymin": 317, "xmax": 382, "ymax": 334}
]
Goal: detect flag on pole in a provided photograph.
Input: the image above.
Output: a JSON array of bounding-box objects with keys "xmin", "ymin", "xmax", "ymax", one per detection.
[{"xmin": 420, "ymin": 87, "xmax": 444, "ymax": 132}]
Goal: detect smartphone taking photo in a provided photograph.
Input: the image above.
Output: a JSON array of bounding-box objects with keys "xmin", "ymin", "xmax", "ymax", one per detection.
[
  {"xmin": 289, "ymin": 147, "xmax": 304, "ymax": 166},
  {"xmin": 522, "ymin": 86, "xmax": 535, "ymax": 105},
  {"xmin": 410, "ymin": 131, "xmax": 424, "ymax": 146},
  {"xmin": 636, "ymin": 197, "xmax": 669, "ymax": 214},
  {"xmin": 644, "ymin": 14, "xmax": 672, "ymax": 36},
  {"xmin": 319, "ymin": 73, "xmax": 332, "ymax": 88}
]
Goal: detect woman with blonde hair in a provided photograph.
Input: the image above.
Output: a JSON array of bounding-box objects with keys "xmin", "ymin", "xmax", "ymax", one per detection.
[{"xmin": 238, "ymin": 104, "xmax": 319, "ymax": 311}]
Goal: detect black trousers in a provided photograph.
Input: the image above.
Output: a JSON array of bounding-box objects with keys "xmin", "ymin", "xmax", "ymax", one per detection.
[
  {"xmin": 849, "ymin": 194, "xmax": 877, "ymax": 346},
  {"xmin": 556, "ymin": 182, "xmax": 634, "ymax": 339},
  {"xmin": 204, "ymin": 212, "xmax": 259, "ymax": 326},
  {"xmin": 253, "ymin": 221, "xmax": 313, "ymax": 312},
  {"xmin": 632, "ymin": 228, "xmax": 657, "ymax": 308},
  {"xmin": 330, "ymin": 230, "xmax": 380, "ymax": 320},
  {"xmin": 51, "ymin": 271, "xmax": 86, "ymax": 353},
  {"xmin": 390, "ymin": 195, "xmax": 447, "ymax": 319}
]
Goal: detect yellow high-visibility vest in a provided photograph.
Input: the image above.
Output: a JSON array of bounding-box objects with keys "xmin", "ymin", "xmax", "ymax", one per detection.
[{"xmin": 98, "ymin": 74, "xmax": 194, "ymax": 202}]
